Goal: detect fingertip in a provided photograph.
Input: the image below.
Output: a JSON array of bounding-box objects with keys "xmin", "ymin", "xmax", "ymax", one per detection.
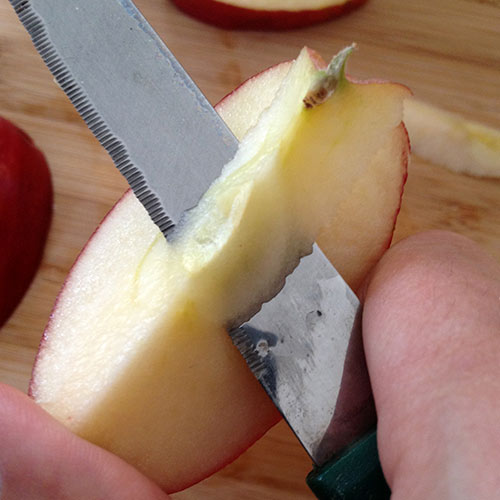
[
  {"xmin": 362, "ymin": 231, "xmax": 500, "ymax": 499},
  {"xmin": 0, "ymin": 384, "xmax": 170, "ymax": 500}
]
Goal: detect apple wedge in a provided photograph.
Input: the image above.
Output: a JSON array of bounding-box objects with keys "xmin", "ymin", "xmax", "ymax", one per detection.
[
  {"xmin": 30, "ymin": 47, "xmax": 410, "ymax": 492},
  {"xmin": 404, "ymin": 98, "xmax": 500, "ymax": 178},
  {"xmin": 0, "ymin": 117, "xmax": 52, "ymax": 328},
  {"xmin": 171, "ymin": 0, "xmax": 368, "ymax": 30}
]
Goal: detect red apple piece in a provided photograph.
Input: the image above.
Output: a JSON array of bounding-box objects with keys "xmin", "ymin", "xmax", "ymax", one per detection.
[
  {"xmin": 171, "ymin": 0, "xmax": 368, "ymax": 30},
  {"xmin": 0, "ymin": 117, "xmax": 52, "ymax": 328},
  {"xmin": 30, "ymin": 47, "xmax": 409, "ymax": 492}
]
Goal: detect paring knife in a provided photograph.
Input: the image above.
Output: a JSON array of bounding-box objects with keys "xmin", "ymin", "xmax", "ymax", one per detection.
[{"xmin": 10, "ymin": 0, "xmax": 390, "ymax": 498}]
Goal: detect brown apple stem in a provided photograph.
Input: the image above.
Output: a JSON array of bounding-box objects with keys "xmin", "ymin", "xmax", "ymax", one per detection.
[{"xmin": 303, "ymin": 43, "xmax": 356, "ymax": 108}]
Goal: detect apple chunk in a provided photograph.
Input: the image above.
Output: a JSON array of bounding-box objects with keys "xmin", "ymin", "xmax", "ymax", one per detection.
[
  {"xmin": 404, "ymin": 98, "xmax": 500, "ymax": 178},
  {"xmin": 171, "ymin": 0, "xmax": 368, "ymax": 30},
  {"xmin": 30, "ymin": 47, "xmax": 410, "ymax": 492},
  {"xmin": 0, "ymin": 117, "xmax": 52, "ymax": 328}
]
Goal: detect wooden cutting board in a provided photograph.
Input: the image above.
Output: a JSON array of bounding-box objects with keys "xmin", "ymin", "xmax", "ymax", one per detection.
[{"xmin": 0, "ymin": 0, "xmax": 499, "ymax": 498}]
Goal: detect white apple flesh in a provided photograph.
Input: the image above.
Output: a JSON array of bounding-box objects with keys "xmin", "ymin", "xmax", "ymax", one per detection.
[
  {"xmin": 30, "ymin": 47, "xmax": 410, "ymax": 492},
  {"xmin": 404, "ymin": 98, "xmax": 500, "ymax": 178}
]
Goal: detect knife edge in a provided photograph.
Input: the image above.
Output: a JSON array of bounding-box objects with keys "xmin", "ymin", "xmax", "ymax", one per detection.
[{"xmin": 10, "ymin": 0, "xmax": 174, "ymax": 235}]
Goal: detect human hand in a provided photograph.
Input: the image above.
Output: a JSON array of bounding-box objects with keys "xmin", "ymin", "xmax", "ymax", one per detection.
[
  {"xmin": 363, "ymin": 230, "xmax": 500, "ymax": 499},
  {"xmin": 0, "ymin": 382, "xmax": 170, "ymax": 499},
  {"xmin": 0, "ymin": 230, "xmax": 498, "ymax": 499}
]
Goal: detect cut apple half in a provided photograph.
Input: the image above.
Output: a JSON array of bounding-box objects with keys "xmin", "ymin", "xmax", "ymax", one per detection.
[
  {"xmin": 30, "ymin": 47, "xmax": 410, "ymax": 492},
  {"xmin": 0, "ymin": 117, "xmax": 52, "ymax": 328},
  {"xmin": 171, "ymin": 0, "xmax": 368, "ymax": 30}
]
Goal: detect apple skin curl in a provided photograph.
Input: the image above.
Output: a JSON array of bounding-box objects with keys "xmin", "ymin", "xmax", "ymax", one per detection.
[{"xmin": 0, "ymin": 117, "xmax": 52, "ymax": 328}]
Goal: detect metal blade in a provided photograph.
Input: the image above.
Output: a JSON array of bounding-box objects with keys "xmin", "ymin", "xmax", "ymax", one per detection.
[
  {"xmin": 232, "ymin": 244, "xmax": 375, "ymax": 466},
  {"xmin": 10, "ymin": 0, "xmax": 238, "ymax": 233}
]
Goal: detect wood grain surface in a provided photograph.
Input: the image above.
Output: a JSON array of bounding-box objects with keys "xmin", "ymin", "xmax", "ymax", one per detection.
[{"xmin": 0, "ymin": 0, "xmax": 499, "ymax": 498}]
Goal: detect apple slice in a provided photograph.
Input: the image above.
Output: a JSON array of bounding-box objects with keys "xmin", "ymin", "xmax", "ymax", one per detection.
[
  {"xmin": 404, "ymin": 98, "xmax": 500, "ymax": 178},
  {"xmin": 171, "ymin": 0, "xmax": 368, "ymax": 30},
  {"xmin": 30, "ymin": 47, "xmax": 410, "ymax": 492},
  {"xmin": 0, "ymin": 117, "xmax": 52, "ymax": 328},
  {"xmin": 217, "ymin": 59, "xmax": 409, "ymax": 291}
]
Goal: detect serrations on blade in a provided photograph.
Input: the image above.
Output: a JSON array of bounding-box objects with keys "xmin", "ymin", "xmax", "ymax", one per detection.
[
  {"xmin": 94, "ymin": 125, "xmax": 109, "ymax": 139},
  {"xmin": 141, "ymin": 193, "xmax": 157, "ymax": 205},
  {"xmin": 9, "ymin": 0, "xmax": 175, "ymax": 240},
  {"xmin": 128, "ymin": 171, "xmax": 144, "ymax": 187},
  {"xmin": 65, "ymin": 89, "xmax": 83, "ymax": 101},
  {"xmin": 229, "ymin": 327, "xmax": 268, "ymax": 380},
  {"xmin": 158, "ymin": 219, "xmax": 175, "ymax": 234},
  {"xmin": 11, "ymin": 0, "xmax": 32, "ymax": 18},
  {"xmin": 107, "ymin": 142, "xmax": 123, "ymax": 157},
  {"xmin": 101, "ymin": 136, "xmax": 118, "ymax": 150},
  {"xmin": 50, "ymin": 59, "xmax": 66, "ymax": 75},
  {"xmin": 10, "ymin": 0, "xmax": 28, "ymax": 10},
  {"xmin": 118, "ymin": 163, "xmax": 135, "ymax": 176},
  {"xmin": 41, "ymin": 49, "xmax": 58, "ymax": 65},
  {"xmin": 36, "ymin": 38, "xmax": 52, "ymax": 53}
]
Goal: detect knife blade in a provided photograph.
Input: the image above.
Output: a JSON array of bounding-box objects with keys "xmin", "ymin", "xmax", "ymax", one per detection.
[
  {"xmin": 11, "ymin": 0, "xmax": 389, "ymax": 497},
  {"xmin": 11, "ymin": 0, "xmax": 237, "ymax": 235}
]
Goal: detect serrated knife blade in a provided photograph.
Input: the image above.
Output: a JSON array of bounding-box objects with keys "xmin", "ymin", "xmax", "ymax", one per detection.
[
  {"xmin": 11, "ymin": 0, "xmax": 389, "ymax": 497},
  {"xmin": 10, "ymin": 0, "xmax": 237, "ymax": 235},
  {"xmin": 234, "ymin": 246, "xmax": 371, "ymax": 465}
]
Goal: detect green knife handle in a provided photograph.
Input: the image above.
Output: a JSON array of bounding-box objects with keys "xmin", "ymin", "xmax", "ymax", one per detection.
[{"xmin": 306, "ymin": 430, "xmax": 390, "ymax": 500}]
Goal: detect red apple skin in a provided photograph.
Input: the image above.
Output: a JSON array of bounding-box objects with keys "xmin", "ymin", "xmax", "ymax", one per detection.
[
  {"xmin": 0, "ymin": 117, "xmax": 53, "ymax": 328},
  {"xmin": 171, "ymin": 0, "xmax": 369, "ymax": 30}
]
